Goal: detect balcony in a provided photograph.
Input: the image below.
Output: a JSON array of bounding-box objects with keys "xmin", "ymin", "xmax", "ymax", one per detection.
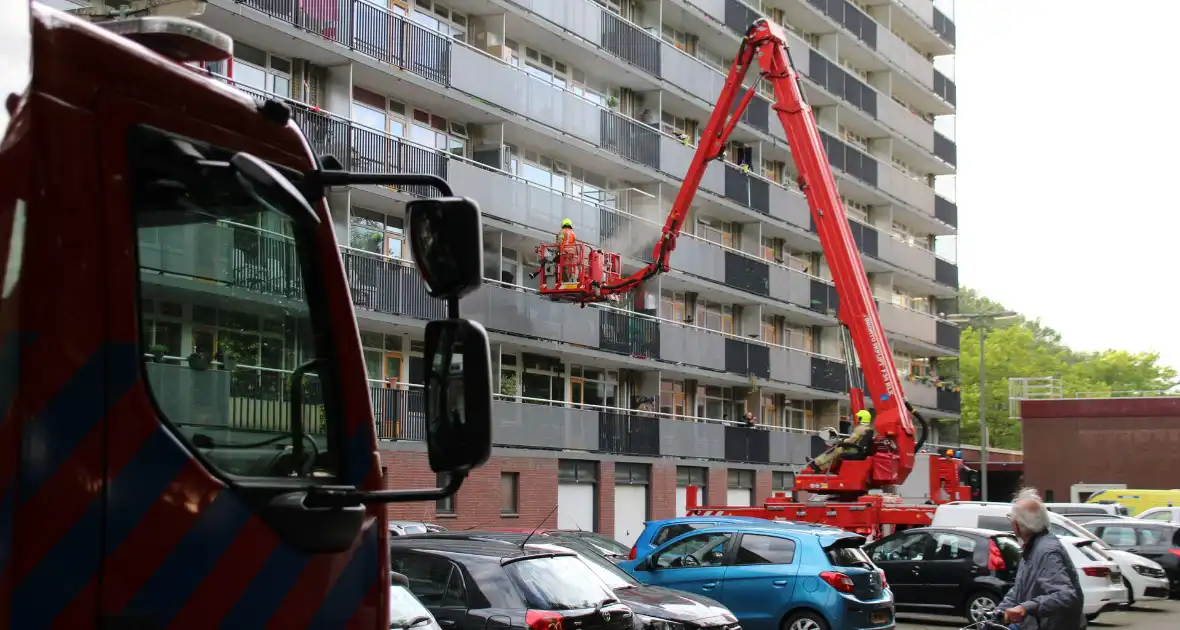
[
  {"xmin": 343, "ymin": 249, "xmax": 447, "ymax": 320},
  {"xmin": 769, "ymin": 264, "xmax": 812, "ymax": 305},
  {"xmin": 933, "ymin": 131, "xmax": 957, "ymax": 166},
  {"xmin": 819, "ymin": 131, "xmax": 878, "ymax": 187},
  {"xmin": 723, "ymin": 165, "xmax": 771, "ymax": 214},
  {"xmin": 807, "ymin": 0, "xmax": 878, "ymax": 50},
  {"xmin": 234, "ymin": 0, "xmax": 452, "ymax": 86},
  {"xmin": 722, "ymin": 0, "xmax": 762, "ymax": 38},
  {"xmin": 724, "ymin": 425, "xmax": 771, "ymax": 464},
  {"xmin": 932, "ymin": 7, "xmax": 956, "ymax": 47},
  {"xmin": 449, "ymin": 44, "xmax": 601, "ymax": 146},
  {"xmin": 936, "ymin": 386, "xmax": 961, "ymax": 414},
  {"xmin": 935, "ymin": 319, "xmax": 960, "ymax": 351},
  {"xmin": 876, "ymin": 165, "xmax": 934, "ymax": 216},
  {"xmin": 724, "ymin": 251, "xmax": 770, "ymax": 296},
  {"xmin": 878, "ymin": 301, "xmax": 936, "ymax": 345},
  {"xmin": 932, "ymin": 69, "xmax": 957, "ymax": 107},
  {"xmin": 934, "ymin": 257, "xmax": 958, "ymax": 288},
  {"xmin": 660, "ymin": 135, "xmax": 726, "ymax": 195},
  {"xmin": 877, "ymin": 95, "xmax": 934, "ymax": 154},
  {"xmin": 847, "ymin": 220, "xmax": 880, "ymax": 258},
  {"xmin": 600, "ymin": 412, "xmax": 660, "ymax": 456},
  {"xmin": 811, "ymin": 356, "xmax": 847, "ymax": 392},
  {"xmin": 904, "ymin": 378, "xmax": 938, "ymax": 409},
  {"xmin": 601, "ymin": 110, "xmax": 661, "ymax": 170},
  {"xmin": 876, "ymin": 28, "xmax": 935, "ymax": 91},
  {"xmin": 808, "ymin": 50, "xmax": 878, "ymax": 119},
  {"xmin": 601, "ymin": 9, "xmax": 661, "ymax": 75},
  {"xmin": 808, "ymin": 278, "xmax": 840, "ymax": 315},
  {"xmin": 878, "ymin": 236, "xmax": 936, "ymax": 279},
  {"xmin": 934, "ymin": 194, "xmax": 957, "ymax": 228},
  {"xmin": 599, "ymin": 309, "xmax": 660, "ymax": 359}
]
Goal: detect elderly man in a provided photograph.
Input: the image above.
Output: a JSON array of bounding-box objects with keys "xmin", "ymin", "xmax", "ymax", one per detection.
[{"xmin": 996, "ymin": 488, "xmax": 1086, "ymax": 629}]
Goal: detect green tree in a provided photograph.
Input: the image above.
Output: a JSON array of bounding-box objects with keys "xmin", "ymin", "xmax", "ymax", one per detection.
[{"xmin": 949, "ymin": 288, "xmax": 1177, "ymax": 450}]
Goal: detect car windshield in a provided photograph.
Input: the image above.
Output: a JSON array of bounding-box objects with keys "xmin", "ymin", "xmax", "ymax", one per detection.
[
  {"xmin": 505, "ymin": 556, "xmax": 616, "ymax": 610},
  {"xmin": 567, "ymin": 545, "xmax": 639, "ymax": 589},
  {"xmin": 397, "ymin": 525, "xmax": 428, "ymax": 535},
  {"xmin": 568, "ymin": 533, "xmax": 631, "ymax": 556},
  {"xmin": 994, "ymin": 535, "xmax": 1022, "ymax": 568},
  {"xmin": 389, "ymin": 585, "xmax": 437, "ymax": 630}
]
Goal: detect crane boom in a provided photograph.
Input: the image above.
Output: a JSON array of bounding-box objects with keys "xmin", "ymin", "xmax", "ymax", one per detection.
[{"xmin": 598, "ymin": 19, "xmax": 917, "ymax": 493}]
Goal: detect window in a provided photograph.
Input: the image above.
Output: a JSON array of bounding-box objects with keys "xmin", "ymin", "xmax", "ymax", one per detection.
[
  {"xmin": 734, "ymin": 534, "xmax": 796, "ymax": 565},
  {"xmin": 349, "ymin": 207, "xmax": 405, "ymax": 259},
  {"xmin": 1138, "ymin": 527, "xmax": 1174, "ymax": 546},
  {"xmin": 654, "ymin": 522, "xmax": 713, "ymax": 546},
  {"xmin": 410, "ymin": 0, "xmax": 467, "ymax": 42},
  {"xmin": 410, "ymin": 107, "xmax": 467, "ymax": 156},
  {"xmin": 570, "ymin": 365, "xmax": 618, "ymax": 408},
  {"xmin": 772, "ymin": 471, "xmax": 794, "ymax": 493},
  {"xmin": 696, "ymin": 216, "xmax": 736, "ymax": 248},
  {"xmin": 784, "ymin": 399, "xmax": 811, "ymax": 431},
  {"xmin": 760, "ymin": 394, "xmax": 778, "ymax": 426},
  {"xmin": 931, "ymin": 533, "xmax": 977, "ymax": 560},
  {"xmin": 760, "ymin": 236, "xmax": 782, "ymax": 263},
  {"xmin": 521, "ymin": 353, "xmax": 565, "ymax": 404},
  {"xmin": 659, "ymin": 290, "xmax": 687, "ymax": 323},
  {"xmin": 436, "ymin": 472, "xmax": 455, "ymax": 514},
  {"xmin": 695, "ymin": 298, "xmax": 733, "ymax": 335},
  {"xmin": 696, "ymin": 385, "xmax": 736, "ymax": 421},
  {"xmin": 394, "ymin": 553, "xmax": 467, "ymax": 607},
  {"xmin": 132, "ymin": 127, "xmax": 341, "ymax": 479},
  {"xmin": 728, "ymin": 469, "xmax": 754, "ymax": 490},
  {"xmin": 840, "ymin": 195, "xmax": 870, "ymax": 223},
  {"xmin": 661, "ymin": 111, "xmax": 698, "ymax": 141},
  {"xmin": 1141, "ymin": 511, "xmax": 1174, "ymax": 522},
  {"xmin": 660, "ymin": 379, "xmax": 687, "ymax": 417},
  {"xmin": 783, "ymin": 323, "xmax": 812, "ymax": 351},
  {"xmin": 501, "ymin": 472, "xmax": 519, "ymax": 514},
  {"xmin": 499, "ymin": 353, "xmax": 519, "ymax": 397},
  {"xmin": 869, "ymin": 532, "xmax": 933, "ymax": 562},
  {"xmin": 522, "ymin": 45, "xmax": 570, "ymax": 89},
  {"xmin": 232, "ymin": 42, "xmax": 291, "ymax": 97},
  {"xmin": 558, "ymin": 459, "xmax": 598, "ymax": 484},
  {"xmin": 654, "ymin": 532, "xmax": 733, "ymax": 568},
  {"xmin": 761, "ymin": 314, "xmax": 779, "ymax": 344}
]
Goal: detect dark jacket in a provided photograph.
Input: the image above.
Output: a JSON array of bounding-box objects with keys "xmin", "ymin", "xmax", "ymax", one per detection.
[{"xmin": 997, "ymin": 531, "xmax": 1086, "ymax": 630}]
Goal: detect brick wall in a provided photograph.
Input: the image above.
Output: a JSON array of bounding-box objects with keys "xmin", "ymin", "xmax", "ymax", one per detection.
[
  {"xmin": 708, "ymin": 465, "xmax": 729, "ymax": 503},
  {"xmin": 651, "ymin": 462, "xmax": 678, "ymax": 519},
  {"xmin": 380, "ymin": 451, "xmax": 559, "ymax": 530},
  {"xmin": 754, "ymin": 470, "xmax": 773, "ymax": 504},
  {"xmin": 597, "ymin": 460, "xmax": 616, "ymax": 538}
]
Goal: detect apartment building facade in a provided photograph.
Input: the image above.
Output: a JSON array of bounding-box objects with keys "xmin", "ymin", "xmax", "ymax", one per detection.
[{"xmin": 139, "ymin": 0, "xmax": 961, "ymax": 543}]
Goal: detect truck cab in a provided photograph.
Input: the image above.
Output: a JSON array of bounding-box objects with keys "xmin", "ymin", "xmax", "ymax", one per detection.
[{"xmin": 1, "ymin": 5, "xmax": 491, "ymax": 628}]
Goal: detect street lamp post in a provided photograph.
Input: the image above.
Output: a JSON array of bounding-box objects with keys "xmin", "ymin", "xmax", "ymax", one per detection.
[{"xmin": 944, "ymin": 310, "xmax": 1018, "ymax": 502}]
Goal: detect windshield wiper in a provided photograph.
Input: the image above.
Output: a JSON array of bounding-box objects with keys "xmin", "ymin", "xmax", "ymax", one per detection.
[
  {"xmin": 614, "ymin": 584, "xmax": 638, "ymax": 590},
  {"xmin": 397, "ymin": 616, "xmax": 433, "ymax": 629}
]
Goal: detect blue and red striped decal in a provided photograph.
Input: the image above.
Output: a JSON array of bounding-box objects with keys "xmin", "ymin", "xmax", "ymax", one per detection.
[{"xmin": 6, "ymin": 340, "xmax": 381, "ymax": 628}]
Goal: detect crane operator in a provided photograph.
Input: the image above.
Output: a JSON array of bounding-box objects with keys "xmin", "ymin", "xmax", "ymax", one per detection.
[{"xmin": 808, "ymin": 409, "xmax": 875, "ymax": 473}]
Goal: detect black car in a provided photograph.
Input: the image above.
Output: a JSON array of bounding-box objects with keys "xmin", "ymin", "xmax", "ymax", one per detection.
[
  {"xmin": 864, "ymin": 526, "xmax": 1021, "ymax": 623},
  {"xmin": 1084, "ymin": 519, "xmax": 1180, "ymax": 594},
  {"xmin": 546, "ymin": 530, "xmax": 633, "ymax": 560},
  {"xmin": 421, "ymin": 531, "xmax": 741, "ymax": 630},
  {"xmin": 389, "ymin": 538, "xmax": 635, "ymax": 630}
]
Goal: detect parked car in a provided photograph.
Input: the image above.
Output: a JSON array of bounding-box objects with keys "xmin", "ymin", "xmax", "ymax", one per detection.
[
  {"xmin": 1066, "ymin": 513, "xmax": 1128, "ymax": 525},
  {"xmin": 404, "ymin": 531, "xmax": 742, "ymax": 630},
  {"xmin": 932, "ymin": 501, "xmax": 1170, "ymax": 605},
  {"xmin": 626, "ymin": 516, "xmax": 839, "ymax": 561},
  {"xmin": 389, "ymin": 538, "xmax": 634, "ymax": 630},
  {"xmin": 491, "ymin": 528, "xmax": 632, "ymax": 559},
  {"xmin": 389, "ymin": 521, "xmax": 448, "ymax": 536},
  {"xmin": 863, "ymin": 527, "xmax": 1020, "ymax": 623},
  {"xmin": 1046, "ymin": 502, "xmax": 1129, "ymax": 517},
  {"xmin": 389, "ymin": 571, "xmax": 443, "ymax": 630},
  {"xmin": 1082, "ymin": 518, "xmax": 1180, "ymax": 596},
  {"xmin": 1059, "ymin": 536, "xmax": 1128, "ymax": 622},
  {"xmin": 1136, "ymin": 506, "xmax": 1180, "ymax": 525},
  {"xmin": 622, "ymin": 525, "xmax": 893, "ymax": 630}
]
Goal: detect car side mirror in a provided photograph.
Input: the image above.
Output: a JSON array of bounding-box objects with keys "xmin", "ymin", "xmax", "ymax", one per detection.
[
  {"xmin": 424, "ymin": 318, "xmax": 492, "ymax": 474},
  {"xmin": 408, "ymin": 197, "xmax": 483, "ymax": 300}
]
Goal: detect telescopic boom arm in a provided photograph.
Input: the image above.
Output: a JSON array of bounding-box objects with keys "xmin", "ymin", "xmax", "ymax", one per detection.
[{"xmin": 597, "ymin": 19, "xmax": 918, "ymax": 491}]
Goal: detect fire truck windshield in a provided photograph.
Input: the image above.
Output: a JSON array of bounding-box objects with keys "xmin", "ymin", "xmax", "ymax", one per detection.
[{"xmin": 128, "ymin": 125, "xmax": 343, "ymax": 481}]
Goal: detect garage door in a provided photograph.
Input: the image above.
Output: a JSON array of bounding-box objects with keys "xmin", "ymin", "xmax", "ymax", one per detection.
[
  {"xmin": 558, "ymin": 483, "xmax": 595, "ymax": 531},
  {"xmin": 558, "ymin": 459, "xmax": 598, "ymax": 531},
  {"xmin": 614, "ymin": 463, "xmax": 650, "ymax": 546},
  {"xmin": 726, "ymin": 488, "xmax": 752, "ymax": 506},
  {"xmin": 614, "ymin": 485, "xmax": 647, "ymax": 546}
]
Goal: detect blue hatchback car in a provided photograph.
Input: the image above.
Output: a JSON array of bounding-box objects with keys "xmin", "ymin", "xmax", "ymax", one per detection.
[
  {"xmin": 621, "ymin": 525, "xmax": 894, "ymax": 630},
  {"xmin": 625, "ymin": 516, "xmax": 846, "ymax": 561}
]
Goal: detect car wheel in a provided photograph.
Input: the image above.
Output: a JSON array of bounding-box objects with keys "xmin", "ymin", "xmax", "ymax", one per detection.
[
  {"xmin": 1122, "ymin": 577, "xmax": 1135, "ymax": 607},
  {"xmin": 783, "ymin": 610, "xmax": 830, "ymax": 630},
  {"xmin": 965, "ymin": 591, "xmax": 1000, "ymax": 623}
]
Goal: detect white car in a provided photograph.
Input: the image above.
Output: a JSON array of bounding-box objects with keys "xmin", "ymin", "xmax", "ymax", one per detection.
[
  {"xmin": 1136, "ymin": 506, "xmax": 1180, "ymax": 524},
  {"xmin": 1059, "ymin": 536, "xmax": 1128, "ymax": 621},
  {"xmin": 932, "ymin": 501, "xmax": 1170, "ymax": 605}
]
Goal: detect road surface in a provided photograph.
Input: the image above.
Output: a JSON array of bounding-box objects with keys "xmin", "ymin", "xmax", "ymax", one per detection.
[{"xmin": 896, "ymin": 598, "xmax": 1180, "ymax": 629}]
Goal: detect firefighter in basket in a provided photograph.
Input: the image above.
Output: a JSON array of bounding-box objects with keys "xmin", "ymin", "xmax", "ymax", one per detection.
[
  {"xmin": 529, "ymin": 219, "xmax": 580, "ymax": 288},
  {"xmin": 807, "ymin": 409, "xmax": 875, "ymax": 473}
]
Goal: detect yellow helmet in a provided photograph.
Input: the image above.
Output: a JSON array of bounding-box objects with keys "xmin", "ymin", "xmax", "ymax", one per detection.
[
  {"xmin": 855, "ymin": 409, "xmax": 872, "ymax": 424},
  {"xmin": 561, "ymin": 218, "xmax": 573, "ymax": 229}
]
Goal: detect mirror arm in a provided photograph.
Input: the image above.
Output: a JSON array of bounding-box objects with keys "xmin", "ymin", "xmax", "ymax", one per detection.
[
  {"xmin": 304, "ymin": 471, "xmax": 470, "ymax": 508},
  {"xmin": 310, "ymin": 172, "xmax": 454, "ymax": 196}
]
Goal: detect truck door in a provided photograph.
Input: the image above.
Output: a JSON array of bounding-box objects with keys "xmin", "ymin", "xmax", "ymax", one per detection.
[{"xmin": 86, "ymin": 96, "xmax": 380, "ymax": 628}]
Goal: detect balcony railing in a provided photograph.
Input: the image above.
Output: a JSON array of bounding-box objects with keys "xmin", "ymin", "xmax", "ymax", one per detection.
[
  {"xmin": 601, "ymin": 110, "xmax": 660, "ymax": 170},
  {"xmin": 808, "ymin": 50, "xmax": 878, "ymax": 119},
  {"xmin": 724, "ymin": 425, "xmax": 771, "ymax": 464},
  {"xmin": 933, "ymin": 131, "xmax": 957, "ymax": 166},
  {"xmin": 599, "ymin": 412, "xmax": 660, "ymax": 456},
  {"xmin": 934, "ymin": 194, "xmax": 958, "ymax": 227},
  {"xmin": 341, "ymin": 248, "xmax": 447, "ymax": 320},
  {"xmin": 931, "ymin": 7, "xmax": 957, "ymax": 47},
  {"xmin": 819, "ymin": 130, "xmax": 880, "ymax": 187},
  {"xmin": 932, "ymin": 69, "xmax": 957, "ymax": 107},
  {"xmin": 601, "ymin": 10, "xmax": 661, "ymax": 76},
  {"xmin": 599, "ymin": 309, "xmax": 660, "ymax": 359},
  {"xmin": 237, "ymin": 0, "xmax": 451, "ymax": 86},
  {"xmin": 808, "ymin": 0, "xmax": 878, "ymax": 50}
]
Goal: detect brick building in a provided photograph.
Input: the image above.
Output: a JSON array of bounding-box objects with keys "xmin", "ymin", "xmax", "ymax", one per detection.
[{"xmin": 1021, "ymin": 397, "xmax": 1180, "ymax": 503}]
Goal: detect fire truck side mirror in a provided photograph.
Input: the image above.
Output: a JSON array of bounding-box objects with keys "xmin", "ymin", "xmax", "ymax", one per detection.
[
  {"xmin": 423, "ymin": 318, "xmax": 492, "ymax": 475},
  {"xmin": 407, "ymin": 197, "xmax": 484, "ymax": 300}
]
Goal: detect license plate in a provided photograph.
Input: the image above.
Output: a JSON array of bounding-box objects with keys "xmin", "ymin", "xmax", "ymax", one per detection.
[{"xmin": 870, "ymin": 611, "xmax": 889, "ymax": 624}]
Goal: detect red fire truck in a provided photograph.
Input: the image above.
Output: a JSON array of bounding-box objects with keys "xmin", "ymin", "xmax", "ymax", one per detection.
[
  {"xmin": 1, "ymin": 3, "xmax": 493, "ymax": 628},
  {"xmin": 533, "ymin": 19, "xmax": 968, "ymax": 537}
]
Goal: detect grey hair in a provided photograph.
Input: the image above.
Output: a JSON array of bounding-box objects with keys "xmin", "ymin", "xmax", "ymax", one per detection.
[{"xmin": 1011, "ymin": 487, "xmax": 1050, "ymax": 533}]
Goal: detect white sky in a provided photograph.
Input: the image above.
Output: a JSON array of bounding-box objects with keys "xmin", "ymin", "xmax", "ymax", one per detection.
[{"xmin": 954, "ymin": 0, "xmax": 1180, "ymax": 371}]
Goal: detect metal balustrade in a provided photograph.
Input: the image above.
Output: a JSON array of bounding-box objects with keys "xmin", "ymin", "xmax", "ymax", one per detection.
[
  {"xmin": 601, "ymin": 10, "xmax": 661, "ymax": 76},
  {"xmin": 236, "ymin": 0, "xmax": 451, "ymax": 85},
  {"xmin": 600, "ymin": 110, "xmax": 660, "ymax": 170}
]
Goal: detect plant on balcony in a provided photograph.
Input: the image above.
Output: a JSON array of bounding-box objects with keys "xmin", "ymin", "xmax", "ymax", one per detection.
[
  {"xmin": 607, "ymin": 95, "xmax": 619, "ymax": 109},
  {"xmin": 500, "ymin": 373, "xmax": 518, "ymax": 396},
  {"xmin": 187, "ymin": 352, "xmax": 211, "ymax": 371},
  {"xmin": 148, "ymin": 345, "xmax": 168, "ymax": 363},
  {"xmin": 215, "ymin": 350, "xmax": 238, "ymax": 372}
]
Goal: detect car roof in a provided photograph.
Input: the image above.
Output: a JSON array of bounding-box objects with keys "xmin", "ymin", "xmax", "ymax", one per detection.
[
  {"xmin": 902, "ymin": 526, "xmax": 1015, "ymax": 538},
  {"xmin": 1084, "ymin": 518, "xmax": 1175, "ymax": 527},
  {"xmin": 684, "ymin": 524, "xmax": 850, "ymax": 539},
  {"xmin": 389, "ymin": 537, "xmax": 577, "ymax": 561}
]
